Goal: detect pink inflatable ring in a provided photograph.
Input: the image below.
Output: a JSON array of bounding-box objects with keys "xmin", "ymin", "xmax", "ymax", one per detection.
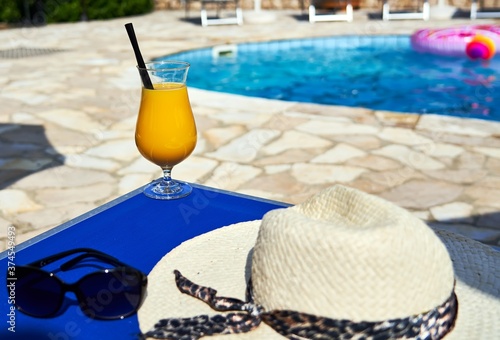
[{"xmin": 411, "ymin": 25, "xmax": 500, "ymax": 57}]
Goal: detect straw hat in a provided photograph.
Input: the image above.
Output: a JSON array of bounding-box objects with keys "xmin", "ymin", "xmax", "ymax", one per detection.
[{"xmin": 139, "ymin": 185, "xmax": 500, "ymax": 339}]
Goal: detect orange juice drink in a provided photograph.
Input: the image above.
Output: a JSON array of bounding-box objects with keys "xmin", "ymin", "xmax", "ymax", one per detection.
[{"xmin": 135, "ymin": 83, "xmax": 197, "ymax": 168}]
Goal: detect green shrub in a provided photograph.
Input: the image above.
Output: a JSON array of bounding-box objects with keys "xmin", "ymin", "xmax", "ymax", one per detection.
[
  {"xmin": 120, "ymin": 0, "xmax": 155, "ymax": 17},
  {"xmin": 2, "ymin": 0, "xmax": 155, "ymax": 24},
  {"xmin": 0, "ymin": 0, "xmax": 23, "ymax": 23},
  {"xmin": 86, "ymin": 0, "xmax": 155, "ymax": 20},
  {"xmin": 46, "ymin": 0, "xmax": 81, "ymax": 23}
]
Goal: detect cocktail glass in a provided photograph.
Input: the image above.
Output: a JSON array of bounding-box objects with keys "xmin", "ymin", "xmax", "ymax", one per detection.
[{"xmin": 135, "ymin": 61, "xmax": 197, "ymax": 200}]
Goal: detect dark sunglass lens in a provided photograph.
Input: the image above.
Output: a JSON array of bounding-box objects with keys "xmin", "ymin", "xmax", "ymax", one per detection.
[
  {"xmin": 78, "ymin": 268, "xmax": 144, "ymax": 319},
  {"xmin": 15, "ymin": 267, "xmax": 63, "ymax": 317}
]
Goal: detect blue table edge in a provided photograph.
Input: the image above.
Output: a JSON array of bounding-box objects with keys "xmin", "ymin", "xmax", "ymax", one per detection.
[{"xmin": 0, "ymin": 183, "xmax": 291, "ymax": 260}]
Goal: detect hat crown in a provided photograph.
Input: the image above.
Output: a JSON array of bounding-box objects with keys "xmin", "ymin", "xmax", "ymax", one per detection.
[{"xmin": 251, "ymin": 185, "xmax": 455, "ymax": 321}]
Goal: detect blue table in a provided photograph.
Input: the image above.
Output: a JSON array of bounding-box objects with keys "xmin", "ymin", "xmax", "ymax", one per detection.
[{"xmin": 0, "ymin": 184, "xmax": 290, "ymax": 339}]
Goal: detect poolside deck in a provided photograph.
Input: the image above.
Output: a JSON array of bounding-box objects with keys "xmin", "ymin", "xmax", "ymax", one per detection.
[{"xmin": 0, "ymin": 10, "xmax": 499, "ymax": 250}]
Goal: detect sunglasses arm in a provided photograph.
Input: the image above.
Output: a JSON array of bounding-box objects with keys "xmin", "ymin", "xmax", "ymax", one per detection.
[
  {"xmin": 59, "ymin": 252, "xmax": 128, "ymax": 271},
  {"xmin": 27, "ymin": 248, "xmax": 128, "ymax": 269}
]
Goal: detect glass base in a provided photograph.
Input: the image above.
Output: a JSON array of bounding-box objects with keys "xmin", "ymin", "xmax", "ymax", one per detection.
[{"xmin": 143, "ymin": 178, "xmax": 192, "ymax": 200}]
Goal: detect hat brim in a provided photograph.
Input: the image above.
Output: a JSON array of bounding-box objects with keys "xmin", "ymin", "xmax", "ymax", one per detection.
[{"xmin": 139, "ymin": 221, "xmax": 500, "ymax": 340}]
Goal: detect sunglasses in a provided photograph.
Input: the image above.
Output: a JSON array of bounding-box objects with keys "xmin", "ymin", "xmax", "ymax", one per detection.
[{"xmin": 9, "ymin": 248, "xmax": 147, "ymax": 320}]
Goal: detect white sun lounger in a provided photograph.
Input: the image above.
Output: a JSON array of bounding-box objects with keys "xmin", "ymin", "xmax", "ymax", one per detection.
[
  {"xmin": 200, "ymin": 0, "xmax": 243, "ymax": 26},
  {"xmin": 309, "ymin": 0, "xmax": 354, "ymax": 23},
  {"xmin": 382, "ymin": 0, "xmax": 430, "ymax": 20},
  {"xmin": 470, "ymin": 0, "xmax": 500, "ymax": 19}
]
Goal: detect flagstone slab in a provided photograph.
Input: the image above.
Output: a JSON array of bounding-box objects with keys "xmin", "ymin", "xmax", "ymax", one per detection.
[
  {"xmin": 296, "ymin": 120, "xmax": 379, "ymax": 136},
  {"xmin": 292, "ymin": 163, "xmax": 366, "ymax": 184},
  {"xmin": 202, "ymin": 111, "xmax": 274, "ymax": 128},
  {"xmin": 50, "ymin": 88, "xmax": 96, "ymax": 103},
  {"xmin": 241, "ymin": 172, "xmax": 310, "ymax": 197},
  {"xmin": 0, "ymin": 217, "xmax": 11, "ymax": 238},
  {"xmin": 361, "ymin": 167, "xmax": 425, "ymax": 187},
  {"xmin": 0, "ymin": 190, "xmax": 42, "ymax": 215},
  {"xmin": 78, "ymin": 58, "xmax": 120, "ymax": 66},
  {"xmin": 262, "ymin": 130, "xmax": 332, "ymax": 155},
  {"xmin": 331, "ymin": 135, "xmax": 382, "ymax": 150},
  {"xmin": 412, "ymin": 210, "xmax": 431, "ymax": 220},
  {"xmin": 377, "ymin": 127, "xmax": 433, "ymax": 145},
  {"xmin": 476, "ymin": 176, "xmax": 500, "ymax": 189},
  {"xmin": 191, "ymin": 138, "xmax": 208, "ymax": 156},
  {"xmin": 203, "ymin": 126, "xmax": 247, "ymax": 149},
  {"xmin": 413, "ymin": 143, "xmax": 464, "ymax": 158},
  {"xmin": 118, "ymin": 157, "xmax": 158, "ymax": 175},
  {"xmin": 85, "ymin": 139, "xmax": 138, "ymax": 162},
  {"xmin": 292, "ymin": 103, "xmax": 376, "ymax": 124},
  {"xmin": 192, "ymin": 115, "xmax": 219, "ymax": 135},
  {"xmin": 474, "ymin": 146, "xmax": 500, "ymax": 159},
  {"xmin": 430, "ymin": 202, "xmax": 474, "ymax": 223},
  {"xmin": 44, "ymin": 126, "xmax": 94, "ymax": 149},
  {"xmin": 374, "ymin": 111, "xmax": 420, "ymax": 128},
  {"xmin": 464, "ymin": 186, "xmax": 500, "ymax": 209},
  {"xmin": 373, "ymin": 145, "xmax": 445, "ymax": 170},
  {"xmin": 264, "ymin": 164, "xmax": 292, "ymax": 174},
  {"xmin": 418, "ymin": 131, "xmax": 500, "ymax": 148},
  {"xmin": 263, "ymin": 113, "xmax": 309, "ymax": 131},
  {"xmin": 347, "ymin": 178, "xmax": 388, "ymax": 194},
  {"xmin": 254, "ymin": 149, "xmax": 319, "ymax": 166},
  {"xmin": 456, "ymin": 151, "xmax": 486, "ymax": 169},
  {"xmin": 312, "ymin": 143, "xmax": 367, "ymax": 164},
  {"xmin": 15, "ymin": 202, "xmax": 97, "ymax": 231},
  {"xmin": 347, "ymin": 154, "xmax": 401, "ymax": 171},
  {"xmin": 190, "ymin": 89, "xmax": 292, "ymax": 114},
  {"xmin": 204, "ymin": 162, "xmax": 262, "ymax": 191},
  {"xmin": 11, "ymin": 112, "xmax": 42, "ymax": 123},
  {"xmin": 110, "ymin": 116, "xmax": 137, "ymax": 131},
  {"xmin": 38, "ymin": 108, "xmax": 103, "ymax": 132},
  {"xmin": 423, "ymin": 168, "xmax": 488, "ymax": 184},
  {"xmin": 380, "ymin": 180, "xmax": 463, "ymax": 209},
  {"xmin": 486, "ymin": 158, "xmax": 500, "ymax": 175},
  {"xmin": 2, "ymin": 158, "xmax": 54, "ymax": 171},
  {"xmin": 282, "ymin": 111, "xmax": 352, "ymax": 123},
  {"xmin": 1, "ymin": 91, "xmax": 49, "ymax": 105},
  {"xmin": 118, "ymin": 174, "xmax": 156, "ymax": 196},
  {"xmin": 240, "ymin": 172, "xmax": 318, "ymax": 205},
  {"xmin": 108, "ymin": 66, "xmax": 142, "ymax": 90},
  {"xmin": 63, "ymin": 154, "xmax": 121, "ymax": 172},
  {"xmin": 12, "ymin": 167, "xmax": 114, "ymax": 189},
  {"xmin": 207, "ymin": 129, "xmax": 280, "ymax": 162},
  {"xmin": 416, "ymin": 114, "xmax": 500, "ymax": 137},
  {"xmin": 35, "ymin": 183, "xmax": 115, "ymax": 207},
  {"xmin": 98, "ymin": 129, "xmax": 133, "ymax": 141},
  {"xmin": 175, "ymin": 156, "xmax": 219, "ymax": 182}
]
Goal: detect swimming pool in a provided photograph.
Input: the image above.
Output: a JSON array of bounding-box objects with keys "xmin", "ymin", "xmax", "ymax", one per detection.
[{"xmin": 159, "ymin": 35, "xmax": 500, "ymax": 122}]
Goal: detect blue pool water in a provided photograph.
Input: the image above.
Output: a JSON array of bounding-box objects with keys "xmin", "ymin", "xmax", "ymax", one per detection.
[{"xmin": 158, "ymin": 35, "xmax": 500, "ymax": 122}]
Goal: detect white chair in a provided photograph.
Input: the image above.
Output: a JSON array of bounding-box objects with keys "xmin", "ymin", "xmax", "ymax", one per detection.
[
  {"xmin": 470, "ymin": 0, "xmax": 500, "ymax": 19},
  {"xmin": 309, "ymin": 0, "xmax": 354, "ymax": 23},
  {"xmin": 382, "ymin": 0, "xmax": 430, "ymax": 20},
  {"xmin": 200, "ymin": 0, "xmax": 243, "ymax": 26}
]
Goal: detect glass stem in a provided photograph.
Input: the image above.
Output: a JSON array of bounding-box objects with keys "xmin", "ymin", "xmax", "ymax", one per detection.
[{"xmin": 162, "ymin": 166, "xmax": 173, "ymax": 183}]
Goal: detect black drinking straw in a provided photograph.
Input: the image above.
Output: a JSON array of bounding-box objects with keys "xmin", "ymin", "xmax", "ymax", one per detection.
[{"xmin": 125, "ymin": 23, "xmax": 154, "ymax": 90}]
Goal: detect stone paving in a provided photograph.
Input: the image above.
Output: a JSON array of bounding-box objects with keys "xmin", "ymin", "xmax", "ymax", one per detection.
[{"xmin": 0, "ymin": 9, "xmax": 499, "ymax": 252}]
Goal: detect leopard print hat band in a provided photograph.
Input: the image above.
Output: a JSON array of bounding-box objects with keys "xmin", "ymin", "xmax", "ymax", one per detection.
[{"xmin": 142, "ymin": 270, "xmax": 458, "ymax": 340}]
